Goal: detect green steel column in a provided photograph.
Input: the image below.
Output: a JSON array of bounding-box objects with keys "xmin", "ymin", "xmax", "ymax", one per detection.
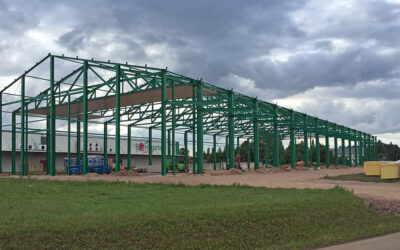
[
  {"xmin": 49, "ymin": 55, "xmax": 56, "ymax": 176},
  {"xmin": 104, "ymin": 122, "xmax": 108, "ymax": 168},
  {"xmin": 374, "ymin": 136, "xmax": 378, "ymax": 161},
  {"xmin": 354, "ymin": 132, "xmax": 358, "ymax": 167},
  {"xmin": 21, "ymin": 75, "xmax": 25, "ymax": 176},
  {"xmin": 149, "ymin": 127, "xmax": 152, "ymax": 166},
  {"xmin": 82, "ymin": 60, "xmax": 88, "ymax": 175},
  {"xmin": 247, "ymin": 138, "xmax": 250, "ymax": 170},
  {"xmin": 77, "ymin": 120, "xmax": 80, "ymax": 161},
  {"xmin": 192, "ymin": 84, "xmax": 196, "ymax": 174},
  {"xmin": 236, "ymin": 137, "xmax": 239, "ymax": 154},
  {"xmin": 184, "ymin": 131, "xmax": 188, "ymax": 168},
  {"xmin": 316, "ymin": 134, "xmax": 320, "ymax": 168},
  {"xmin": 161, "ymin": 70, "xmax": 167, "ymax": 176},
  {"xmin": 253, "ymin": 98, "xmax": 259, "ymax": 170},
  {"xmin": 304, "ymin": 116, "xmax": 309, "ymax": 168},
  {"xmin": 172, "ymin": 80, "xmax": 176, "ymax": 175},
  {"xmin": 228, "ymin": 91, "xmax": 234, "ymax": 169},
  {"xmin": 349, "ymin": 139, "xmax": 352, "ymax": 167},
  {"xmin": 115, "ymin": 65, "xmax": 121, "ymax": 173},
  {"xmin": 24, "ymin": 106, "xmax": 28, "ymax": 175},
  {"xmin": 225, "ymin": 135, "xmax": 229, "ymax": 169},
  {"xmin": 196, "ymin": 81, "xmax": 204, "ymax": 174},
  {"xmin": 363, "ymin": 134, "xmax": 367, "ymax": 162},
  {"xmin": 46, "ymin": 116, "xmax": 50, "ymax": 175},
  {"xmin": 273, "ymin": 104, "xmax": 279, "ymax": 167},
  {"xmin": 341, "ymin": 137, "xmax": 346, "ymax": 166},
  {"xmin": 213, "ymin": 134, "xmax": 217, "ymax": 171},
  {"xmin": 0, "ymin": 93, "xmax": 2, "ymax": 173},
  {"xmin": 67, "ymin": 95, "xmax": 71, "ymax": 176},
  {"xmin": 127, "ymin": 125, "xmax": 131, "ymax": 170},
  {"xmin": 11, "ymin": 111, "xmax": 16, "ymax": 175},
  {"xmin": 290, "ymin": 110, "xmax": 296, "ymax": 168},
  {"xmin": 325, "ymin": 134, "xmax": 330, "ymax": 168},
  {"xmin": 359, "ymin": 137, "xmax": 363, "ymax": 165},
  {"xmin": 334, "ymin": 137, "xmax": 338, "ymax": 168},
  {"xmin": 168, "ymin": 129, "xmax": 171, "ymax": 158},
  {"xmin": 265, "ymin": 140, "xmax": 268, "ymax": 168}
]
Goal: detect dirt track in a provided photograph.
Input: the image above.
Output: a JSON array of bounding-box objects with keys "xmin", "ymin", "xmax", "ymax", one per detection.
[{"xmin": 7, "ymin": 166, "xmax": 400, "ymax": 202}]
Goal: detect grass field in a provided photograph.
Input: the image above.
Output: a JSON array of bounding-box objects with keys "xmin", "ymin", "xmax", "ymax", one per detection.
[
  {"xmin": 325, "ymin": 173, "xmax": 400, "ymax": 183},
  {"xmin": 1, "ymin": 178, "xmax": 400, "ymax": 249}
]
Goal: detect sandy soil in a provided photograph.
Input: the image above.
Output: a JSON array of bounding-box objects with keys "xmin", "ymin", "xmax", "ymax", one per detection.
[{"xmin": 5, "ymin": 165, "xmax": 399, "ymax": 201}]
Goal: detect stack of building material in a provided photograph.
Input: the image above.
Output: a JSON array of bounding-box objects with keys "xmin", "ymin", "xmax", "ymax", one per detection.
[
  {"xmin": 364, "ymin": 161, "xmax": 381, "ymax": 176},
  {"xmin": 381, "ymin": 162, "xmax": 399, "ymax": 180}
]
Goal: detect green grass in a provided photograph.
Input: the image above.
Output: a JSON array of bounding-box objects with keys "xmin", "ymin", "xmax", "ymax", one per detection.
[
  {"xmin": 1, "ymin": 178, "xmax": 400, "ymax": 249},
  {"xmin": 325, "ymin": 173, "xmax": 400, "ymax": 183}
]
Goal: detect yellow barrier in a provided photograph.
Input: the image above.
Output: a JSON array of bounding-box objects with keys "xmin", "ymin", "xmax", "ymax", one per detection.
[
  {"xmin": 364, "ymin": 161, "xmax": 381, "ymax": 176},
  {"xmin": 381, "ymin": 163, "xmax": 399, "ymax": 180}
]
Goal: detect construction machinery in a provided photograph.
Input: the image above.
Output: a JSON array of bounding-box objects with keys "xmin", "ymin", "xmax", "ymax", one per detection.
[{"xmin": 166, "ymin": 156, "xmax": 189, "ymax": 173}]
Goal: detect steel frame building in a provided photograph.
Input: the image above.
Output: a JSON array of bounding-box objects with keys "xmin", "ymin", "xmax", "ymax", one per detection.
[{"xmin": 0, "ymin": 54, "xmax": 378, "ymax": 176}]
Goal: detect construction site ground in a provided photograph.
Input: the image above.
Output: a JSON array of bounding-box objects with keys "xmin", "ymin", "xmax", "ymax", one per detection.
[{"xmin": 4, "ymin": 165, "xmax": 400, "ymax": 215}]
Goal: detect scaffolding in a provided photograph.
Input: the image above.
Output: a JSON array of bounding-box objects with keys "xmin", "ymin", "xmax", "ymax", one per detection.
[{"xmin": 0, "ymin": 53, "xmax": 378, "ymax": 176}]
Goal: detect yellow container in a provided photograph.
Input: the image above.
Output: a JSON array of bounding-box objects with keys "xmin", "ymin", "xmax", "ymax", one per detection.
[
  {"xmin": 381, "ymin": 163, "xmax": 399, "ymax": 179},
  {"xmin": 364, "ymin": 161, "xmax": 381, "ymax": 176}
]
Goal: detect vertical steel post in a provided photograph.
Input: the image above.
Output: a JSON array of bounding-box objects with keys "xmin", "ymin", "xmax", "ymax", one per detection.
[
  {"xmin": 192, "ymin": 87, "xmax": 196, "ymax": 174},
  {"xmin": 225, "ymin": 135, "xmax": 229, "ymax": 169},
  {"xmin": 265, "ymin": 139, "xmax": 268, "ymax": 168},
  {"xmin": 172, "ymin": 80, "xmax": 176, "ymax": 175},
  {"xmin": 82, "ymin": 60, "xmax": 88, "ymax": 175},
  {"xmin": 67, "ymin": 95, "xmax": 71, "ymax": 175},
  {"xmin": 228, "ymin": 91, "xmax": 234, "ymax": 169},
  {"xmin": 334, "ymin": 136, "xmax": 338, "ymax": 167},
  {"xmin": 213, "ymin": 134, "xmax": 217, "ymax": 171},
  {"xmin": 325, "ymin": 134, "xmax": 330, "ymax": 168},
  {"xmin": 359, "ymin": 133, "xmax": 363, "ymax": 165},
  {"xmin": 104, "ymin": 122, "xmax": 108, "ymax": 168},
  {"xmin": 115, "ymin": 65, "xmax": 121, "ymax": 173},
  {"xmin": 354, "ymin": 131, "xmax": 358, "ymax": 167},
  {"xmin": 196, "ymin": 80, "xmax": 204, "ymax": 174},
  {"xmin": 161, "ymin": 70, "xmax": 167, "ymax": 176},
  {"xmin": 21, "ymin": 75, "xmax": 25, "ymax": 176},
  {"xmin": 253, "ymin": 99, "xmax": 259, "ymax": 170},
  {"xmin": 349, "ymin": 139, "xmax": 352, "ymax": 167},
  {"xmin": 273, "ymin": 104, "xmax": 279, "ymax": 167},
  {"xmin": 304, "ymin": 115, "xmax": 308, "ymax": 168},
  {"xmin": 46, "ymin": 116, "xmax": 50, "ymax": 175},
  {"xmin": 316, "ymin": 134, "xmax": 320, "ymax": 168},
  {"xmin": 149, "ymin": 127, "xmax": 152, "ymax": 166},
  {"xmin": 77, "ymin": 120, "xmax": 80, "ymax": 162},
  {"xmin": 24, "ymin": 105, "xmax": 28, "ymax": 175},
  {"xmin": 341, "ymin": 137, "xmax": 346, "ymax": 166},
  {"xmin": 168, "ymin": 129, "xmax": 171, "ymax": 158},
  {"xmin": 49, "ymin": 56, "xmax": 56, "ymax": 176},
  {"xmin": 290, "ymin": 110, "xmax": 296, "ymax": 168},
  {"xmin": 184, "ymin": 130, "xmax": 188, "ymax": 168},
  {"xmin": 247, "ymin": 138, "xmax": 250, "ymax": 170},
  {"xmin": 236, "ymin": 137, "xmax": 239, "ymax": 154},
  {"xmin": 11, "ymin": 111, "xmax": 16, "ymax": 175},
  {"xmin": 128, "ymin": 124, "xmax": 131, "ymax": 170},
  {"xmin": 374, "ymin": 136, "xmax": 378, "ymax": 160},
  {"xmin": 0, "ymin": 93, "xmax": 2, "ymax": 173}
]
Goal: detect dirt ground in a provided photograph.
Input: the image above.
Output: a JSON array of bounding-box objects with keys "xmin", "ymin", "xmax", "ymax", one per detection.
[{"xmin": 5, "ymin": 165, "xmax": 400, "ymax": 215}]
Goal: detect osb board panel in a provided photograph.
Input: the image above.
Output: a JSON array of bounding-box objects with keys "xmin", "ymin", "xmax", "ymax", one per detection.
[{"xmin": 29, "ymin": 85, "xmax": 215, "ymax": 118}]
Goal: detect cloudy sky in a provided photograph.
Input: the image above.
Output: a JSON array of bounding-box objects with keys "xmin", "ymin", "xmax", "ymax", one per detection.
[{"xmin": 1, "ymin": 0, "xmax": 400, "ymax": 144}]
